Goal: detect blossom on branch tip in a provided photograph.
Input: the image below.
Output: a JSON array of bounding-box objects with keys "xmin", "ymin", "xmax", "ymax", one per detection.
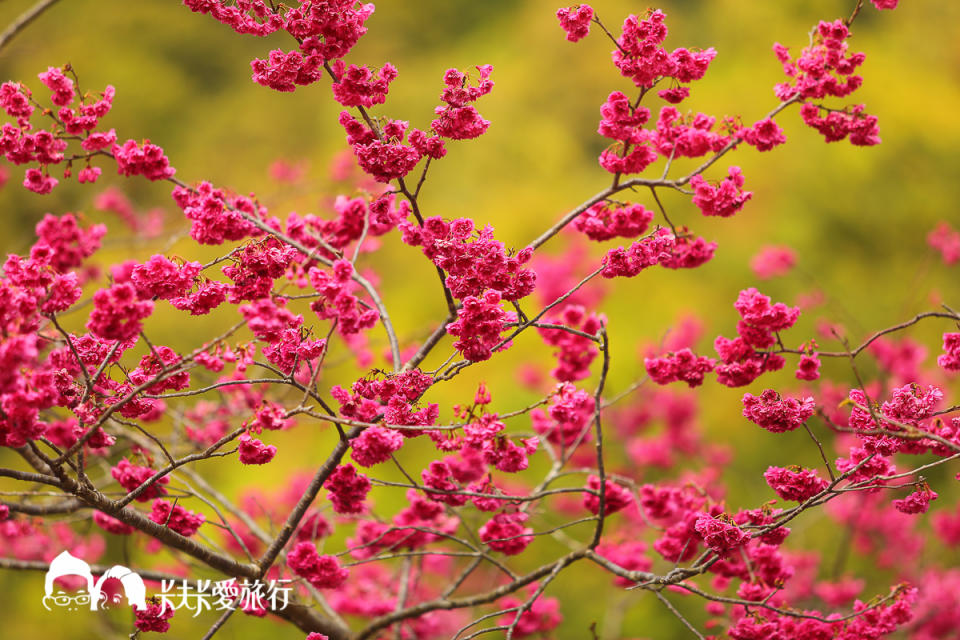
[
  {"xmin": 431, "ymin": 65, "xmax": 494, "ymax": 140},
  {"xmin": 481, "ymin": 434, "xmax": 538, "ymax": 473},
  {"xmin": 500, "ymin": 588, "xmax": 562, "ymax": 637},
  {"xmin": 112, "ymin": 139, "xmax": 175, "ymax": 181},
  {"xmin": 422, "ymin": 460, "xmax": 468, "ymax": 506},
  {"xmin": 742, "ymin": 390, "xmax": 815, "ymax": 433},
  {"xmin": 645, "ymin": 348, "xmax": 716, "ymax": 388},
  {"xmin": 939, "ymin": 333, "xmax": 960, "ymax": 371},
  {"xmin": 171, "ymin": 181, "xmax": 262, "ymax": 245},
  {"xmin": 611, "ymin": 10, "xmax": 716, "ymax": 89},
  {"xmin": 764, "ymin": 466, "xmax": 828, "ymax": 502},
  {"xmin": 598, "ymin": 90, "xmax": 650, "ymax": 142},
  {"xmin": 148, "ymin": 500, "xmax": 205, "ymax": 537},
  {"xmin": 690, "ymin": 166, "xmax": 752, "ymax": 218},
  {"xmin": 82, "ymin": 128, "xmax": 117, "ymax": 152},
  {"xmin": 653, "ymin": 513, "xmax": 702, "ymax": 563},
  {"xmin": 835, "ymin": 446, "xmax": 896, "ymax": 485},
  {"xmin": 740, "ymin": 118, "xmax": 786, "ymax": 152},
  {"xmin": 34, "ymin": 213, "xmax": 106, "ymax": 273},
  {"xmin": 651, "ymin": 106, "xmax": 730, "ymax": 159},
  {"xmin": 23, "ymin": 168, "xmax": 57, "ymax": 194},
  {"xmin": 131, "ymin": 255, "xmax": 202, "ymax": 300},
  {"xmin": 658, "ymin": 86, "xmax": 689, "ymax": 104},
  {"xmin": 0, "ymin": 82, "xmax": 33, "ymax": 119},
  {"xmin": 37, "ymin": 66, "xmax": 75, "ymax": 106},
  {"xmin": 735, "ymin": 287, "xmax": 800, "ymax": 338},
  {"xmin": 601, "ymin": 228, "xmax": 717, "ymax": 278},
  {"xmin": 330, "ymin": 61, "xmax": 398, "ymax": 107},
  {"xmin": 134, "ymin": 598, "xmax": 174, "ymax": 633},
  {"xmin": 239, "ymin": 297, "xmax": 301, "ymax": 344},
  {"xmin": 694, "ymin": 513, "xmax": 749, "ymax": 554},
  {"xmin": 773, "ymin": 20, "xmax": 864, "ymax": 102},
  {"xmin": 795, "ymin": 352, "xmax": 822, "ymax": 381},
  {"xmin": 531, "ymin": 383, "xmax": 595, "ymax": 447},
  {"xmin": 339, "ymin": 112, "xmax": 421, "ymax": 182},
  {"xmin": 128, "ymin": 345, "xmax": 189, "ymax": 393},
  {"xmin": 660, "ymin": 233, "xmax": 717, "ymax": 270},
  {"xmin": 183, "ymin": 0, "xmax": 284, "ymax": 36},
  {"xmin": 556, "ymin": 5, "xmax": 593, "ymax": 42},
  {"xmin": 537, "ymin": 305, "xmax": 602, "ymax": 382},
  {"xmin": 479, "ymin": 511, "xmax": 533, "ymax": 555},
  {"xmin": 799, "ymin": 102, "xmax": 880, "ymax": 146},
  {"xmin": 170, "ymin": 279, "xmax": 228, "ymax": 315},
  {"xmin": 574, "ymin": 201, "xmax": 654, "ymax": 241},
  {"xmin": 111, "ymin": 459, "xmax": 169, "ymax": 502},
  {"xmin": 308, "ymin": 260, "xmax": 379, "ymax": 336},
  {"xmin": 400, "ymin": 216, "xmax": 535, "ymax": 301},
  {"xmin": 287, "ymin": 541, "xmax": 349, "ymax": 589},
  {"xmin": 87, "ymin": 282, "xmax": 154, "ymax": 342},
  {"xmin": 446, "ymin": 290, "xmax": 517, "ymax": 362},
  {"xmin": 251, "ymin": 49, "xmax": 321, "ymax": 92},
  {"xmin": 77, "ymin": 166, "xmax": 101, "ymax": 183},
  {"xmin": 350, "ymin": 426, "xmax": 404, "ymax": 467},
  {"xmin": 893, "ymin": 486, "xmax": 937, "ymax": 515},
  {"xmin": 600, "ymin": 228, "xmax": 674, "ymax": 278},
  {"xmin": 285, "ymin": 1, "xmax": 375, "ymax": 61},
  {"xmin": 326, "ymin": 464, "xmax": 371, "ymax": 514},
  {"xmin": 583, "ymin": 475, "xmax": 633, "ymax": 516},
  {"xmin": 262, "ymin": 327, "xmax": 327, "ymax": 374},
  {"xmin": 238, "ymin": 433, "xmax": 276, "ymax": 465}
]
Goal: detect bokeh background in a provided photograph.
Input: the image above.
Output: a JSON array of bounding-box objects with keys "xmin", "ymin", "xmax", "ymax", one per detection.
[{"xmin": 0, "ymin": 0, "xmax": 958, "ymax": 638}]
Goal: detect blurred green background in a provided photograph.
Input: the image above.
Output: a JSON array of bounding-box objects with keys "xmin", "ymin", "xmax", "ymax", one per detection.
[{"xmin": 0, "ymin": 0, "xmax": 958, "ymax": 638}]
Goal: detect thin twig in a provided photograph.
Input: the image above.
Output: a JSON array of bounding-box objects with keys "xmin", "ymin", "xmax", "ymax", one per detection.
[{"xmin": 0, "ymin": 0, "xmax": 62, "ymax": 53}]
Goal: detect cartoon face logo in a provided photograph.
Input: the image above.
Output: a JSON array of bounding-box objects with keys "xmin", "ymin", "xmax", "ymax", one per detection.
[
  {"xmin": 42, "ymin": 551, "xmax": 147, "ymax": 611},
  {"xmin": 42, "ymin": 551, "xmax": 95, "ymax": 612},
  {"xmin": 95, "ymin": 565, "xmax": 147, "ymax": 610},
  {"xmin": 98, "ymin": 579, "xmax": 126, "ymax": 609}
]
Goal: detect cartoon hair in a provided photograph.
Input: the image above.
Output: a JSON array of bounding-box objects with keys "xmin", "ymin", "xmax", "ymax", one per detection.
[
  {"xmin": 96, "ymin": 565, "xmax": 147, "ymax": 610},
  {"xmin": 44, "ymin": 551, "xmax": 95, "ymax": 597}
]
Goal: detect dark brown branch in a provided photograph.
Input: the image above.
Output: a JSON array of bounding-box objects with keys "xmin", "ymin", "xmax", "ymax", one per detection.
[
  {"xmin": 1, "ymin": 498, "xmax": 83, "ymax": 515},
  {"xmin": 356, "ymin": 550, "xmax": 587, "ymax": 640},
  {"xmin": 256, "ymin": 427, "xmax": 361, "ymax": 576}
]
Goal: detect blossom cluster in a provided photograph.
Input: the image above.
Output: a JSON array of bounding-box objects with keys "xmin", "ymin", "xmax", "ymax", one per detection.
[
  {"xmin": 713, "ymin": 288, "xmax": 799, "ymax": 387},
  {"xmin": 601, "ymin": 228, "xmax": 717, "ymax": 278},
  {"xmin": 774, "ymin": 19, "xmax": 881, "ymax": 145}
]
